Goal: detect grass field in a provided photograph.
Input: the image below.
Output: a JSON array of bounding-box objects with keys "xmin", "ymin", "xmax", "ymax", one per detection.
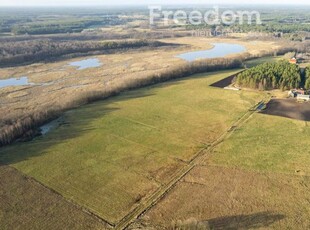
[
  {"xmin": 209, "ymin": 113, "xmax": 310, "ymax": 175},
  {"xmin": 0, "ymin": 70, "xmax": 265, "ymax": 226},
  {"xmin": 140, "ymin": 165, "xmax": 310, "ymax": 229},
  {"xmin": 244, "ymin": 55, "xmax": 283, "ymax": 68},
  {"xmin": 139, "ymin": 108, "xmax": 310, "ymax": 229},
  {"xmin": 0, "ymin": 165, "xmax": 108, "ymax": 230}
]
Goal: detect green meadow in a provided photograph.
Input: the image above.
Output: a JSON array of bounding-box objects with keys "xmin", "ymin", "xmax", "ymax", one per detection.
[
  {"xmin": 209, "ymin": 113, "xmax": 310, "ymax": 175},
  {"xmin": 0, "ymin": 70, "xmax": 265, "ymax": 224}
]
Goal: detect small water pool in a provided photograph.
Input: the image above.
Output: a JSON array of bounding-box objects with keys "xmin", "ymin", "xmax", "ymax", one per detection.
[
  {"xmin": 40, "ymin": 118, "xmax": 63, "ymax": 135},
  {"xmin": 69, "ymin": 58, "xmax": 102, "ymax": 70},
  {"xmin": 0, "ymin": 76, "xmax": 31, "ymax": 89},
  {"xmin": 176, "ymin": 43, "xmax": 246, "ymax": 62}
]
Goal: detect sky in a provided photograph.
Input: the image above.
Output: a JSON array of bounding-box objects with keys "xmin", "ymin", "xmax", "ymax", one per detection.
[{"xmin": 0, "ymin": 0, "xmax": 310, "ymax": 6}]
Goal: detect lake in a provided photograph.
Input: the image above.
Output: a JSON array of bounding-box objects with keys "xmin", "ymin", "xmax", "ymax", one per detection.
[
  {"xmin": 176, "ymin": 43, "xmax": 246, "ymax": 62},
  {"xmin": 69, "ymin": 58, "xmax": 102, "ymax": 70},
  {"xmin": 0, "ymin": 76, "xmax": 31, "ymax": 89}
]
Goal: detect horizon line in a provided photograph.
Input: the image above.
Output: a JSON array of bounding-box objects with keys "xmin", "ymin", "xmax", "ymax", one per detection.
[{"xmin": 1, "ymin": 3, "xmax": 310, "ymax": 7}]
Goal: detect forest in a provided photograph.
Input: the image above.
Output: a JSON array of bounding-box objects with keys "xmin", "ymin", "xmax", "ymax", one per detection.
[
  {"xmin": 0, "ymin": 39, "xmax": 171, "ymax": 67},
  {"xmin": 2, "ymin": 6, "xmax": 310, "ymax": 37},
  {"xmin": 183, "ymin": 6, "xmax": 310, "ymax": 41},
  {"xmin": 304, "ymin": 66, "xmax": 310, "ymax": 90},
  {"xmin": 0, "ymin": 7, "xmax": 131, "ymax": 35},
  {"xmin": 235, "ymin": 60, "xmax": 302, "ymax": 90}
]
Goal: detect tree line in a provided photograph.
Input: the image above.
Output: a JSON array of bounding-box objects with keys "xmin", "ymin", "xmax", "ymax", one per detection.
[
  {"xmin": 304, "ymin": 66, "xmax": 310, "ymax": 89},
  {"xmin": 0, "ymin": 39, "xmax": 172, "ymax": 67},
  {"xmin": 10, "ymin": 17, "xmax": 123, "ymax": 35}
]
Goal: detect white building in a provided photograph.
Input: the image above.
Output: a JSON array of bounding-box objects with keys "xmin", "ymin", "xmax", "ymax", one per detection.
[{"xmin": 297, "ymin": 94, "xmax": 310, "ymax": 102}]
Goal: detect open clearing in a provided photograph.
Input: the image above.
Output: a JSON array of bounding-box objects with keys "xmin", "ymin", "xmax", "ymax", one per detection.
[
  {"xmin": 0, "ymin": 70, "xmax": 265, "ymax": 226},
  {"xmin": 244, "ymin": 55, "xmax": 282, "ymax": 68},
  {"xmin": 136, "ymin": 113, "xmax": 310, "ymax": 229},
  {"xmin": 261, "ymin": 98, "xmax": 310, "ymax": 121}
]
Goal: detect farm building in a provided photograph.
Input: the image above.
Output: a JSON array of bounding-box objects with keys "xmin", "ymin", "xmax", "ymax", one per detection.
[
  {"xmin": 288, "ymin": 90, "xmax": 296, "ymax": 98},
  {"xmin": 289, "ymin": 57, "xmax": 298, "ymax": 64},
  {"xmin": 297, "ymin": 94, "xmax": 310, "ymax": 102},
  {"xmin": 288, "ymin": 89, "xmax": 310, "ymax": 101}
]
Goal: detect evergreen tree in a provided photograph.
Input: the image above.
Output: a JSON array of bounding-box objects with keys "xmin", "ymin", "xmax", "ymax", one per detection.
[{"xmin": 236, "ymin": 60, "xmax": 301, "ymax": 90}]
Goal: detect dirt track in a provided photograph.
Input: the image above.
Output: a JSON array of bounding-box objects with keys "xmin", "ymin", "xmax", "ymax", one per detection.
[{"xmin": 261, "ymin": 99, "xmax": 310, "ymax": 121}]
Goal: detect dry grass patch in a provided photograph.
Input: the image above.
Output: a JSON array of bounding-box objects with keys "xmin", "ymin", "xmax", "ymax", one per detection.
[
  {"xmin": 139, "ymin": 165, "xmax": 310, "ymax": 229},
  {"xmin": 0, "ymin": 165, "xmax": 108, "ymax": 230}
]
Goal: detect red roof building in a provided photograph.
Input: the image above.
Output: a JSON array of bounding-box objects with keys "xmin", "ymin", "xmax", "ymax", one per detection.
[{"xmin": 289, "ymin": 57, "xmax": 297, "ymax": 64}]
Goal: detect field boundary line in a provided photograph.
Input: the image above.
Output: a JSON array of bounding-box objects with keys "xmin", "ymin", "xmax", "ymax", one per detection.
[
  {"xmin": 6, "ymin": 165, "xmax": 115, "ymax": 228},
  {"xmin": 108, "ymin": 133, "xmax": 159, "ymax": 153},
  {"xmin": 200, "ymin": 163, "xmax": 310, "ymax": 179},
  {"xmin": 110, "ymin": 115, "xmax": 206, "ymax": 145},
  {"xmin": 119, "ymin": 117, "xmax": 160, "ymax": 130},
  {"xmin": 114, "ymin": 98, "xmax": 267, "ymax": 229}
]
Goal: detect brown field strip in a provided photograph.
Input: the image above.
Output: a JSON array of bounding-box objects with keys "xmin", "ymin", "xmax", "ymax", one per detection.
[
  {"xmin": 261, "ymin": 98, "xmax": 310, "ymax": 121},
  {"xmin": 0, "ymin": 165, "xmax": 110, "ymax": 230},
  {"xmin": 138, "ymin": 165, "xmax": 310, "ymax": 229}
]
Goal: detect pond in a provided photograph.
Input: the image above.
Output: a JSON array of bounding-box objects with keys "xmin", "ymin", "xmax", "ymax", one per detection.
[
  {"xmin": 176, "ymin": 43, "xmax": 246, "ymax": 62},
  {"xmin": 69, "ymin": 58, "xmax": 102, "ymax": 70},
  {"xmin": 0, "ymin": 76, "xmax": 32, "ymax": 89},
  {"xmin": 40, "ymin": 118, "xmax": 63, "ymax": 135}
]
